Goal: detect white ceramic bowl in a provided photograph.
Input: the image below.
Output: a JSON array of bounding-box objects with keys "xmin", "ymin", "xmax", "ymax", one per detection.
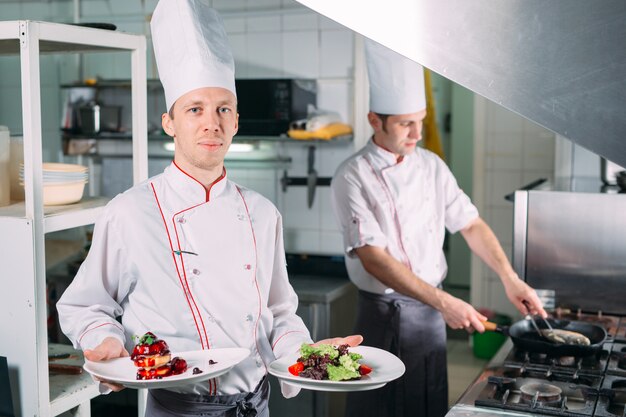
[{"xmin": 20, "ymin": 180, "xmax": 87, "ymax": 206}]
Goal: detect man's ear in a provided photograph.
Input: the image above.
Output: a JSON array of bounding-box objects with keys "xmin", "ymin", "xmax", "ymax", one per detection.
[
  {"xmin": 162, "ymin": 112, "xmax": 175, "ymax": 137},
  {"xmin": 367, "ymin": 111, "xmax": 381, "ymax": 132},
  {"xmin": 233, "ymin": 112, "xmax": 239, "ymax": 135}
]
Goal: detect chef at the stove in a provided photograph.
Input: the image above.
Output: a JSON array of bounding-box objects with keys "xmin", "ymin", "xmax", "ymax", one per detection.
[
  {"xmin": 57, "ymin": 1, "xmax": 361, "ymax": 416},
  {"xmin": 330, "ymin": 39, "xmax": 547, "ymax": 417}
]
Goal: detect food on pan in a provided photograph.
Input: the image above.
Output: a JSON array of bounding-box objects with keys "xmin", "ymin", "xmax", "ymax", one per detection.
[
  {"xmin": 288, "ymin": 343, "xmax": 372, "ymax": 381},
  {"xmin": 540, "ymin": 329, "xmax": 591, "ymax": 345},
  {"xmin": 131, "ymin": 332, "xmax": 189, "ymax": 380}
]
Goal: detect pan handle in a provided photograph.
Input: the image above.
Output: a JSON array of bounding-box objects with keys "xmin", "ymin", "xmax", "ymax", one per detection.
[
  {"xmin": 483, "ymin": 321, "xmax": 498, "ymax": 331},
  {"xmin": 483, "ymin": 321, "xmax": 508, "ymax": 333}
]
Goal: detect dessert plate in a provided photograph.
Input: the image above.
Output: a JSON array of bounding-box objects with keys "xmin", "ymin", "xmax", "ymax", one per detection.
[
  {"xmin": 84, "ymin": 348, "xmax": 249, "ymax": 389},
  {"xmin": 268, "ymin": 346, "xmax": 405, "ymax": 392}
]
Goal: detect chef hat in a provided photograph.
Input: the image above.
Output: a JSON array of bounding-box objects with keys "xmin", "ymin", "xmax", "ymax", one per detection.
[
  {"xmin": 365, "ymin": 38, "xmax": 426, "ymax": 115},
  {"xmin": 151, "ymin": 0, "xmax": 236, "ymax": 111}
]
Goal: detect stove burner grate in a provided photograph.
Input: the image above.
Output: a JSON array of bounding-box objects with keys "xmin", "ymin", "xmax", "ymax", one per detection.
[{"xmin": 475, "ymin": 374, "xmax": 600, "ymax": 416}]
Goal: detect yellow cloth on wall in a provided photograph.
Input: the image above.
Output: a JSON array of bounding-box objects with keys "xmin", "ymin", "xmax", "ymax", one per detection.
[
  {"xmin": 423, "ymin": 69, "xmax": 445, "ymax": 160},
  {"xmin": 287, "ymin": 123, "xmax": 353, "ymax": 141}
]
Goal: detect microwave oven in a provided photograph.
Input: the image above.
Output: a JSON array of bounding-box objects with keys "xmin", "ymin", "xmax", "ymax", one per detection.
[{"xmin": 234, "ymin": 79, "xmax": 317, "ymax": 136}]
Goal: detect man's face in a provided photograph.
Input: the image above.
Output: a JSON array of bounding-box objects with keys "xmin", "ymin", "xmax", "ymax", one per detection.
[
  {"xmin": 162, "ymin": 87, "xmax": 238, "ymax": 173},
  {"xmin": 369, "ymin": 110, "xmax": 426, "ymax": 158}
]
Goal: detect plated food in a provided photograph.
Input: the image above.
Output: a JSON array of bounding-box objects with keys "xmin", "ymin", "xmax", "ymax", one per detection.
[
  {"xmin": 288, "ymin": 343, "xmax": 372, "ymax": 381},
  {"xmin": 269, "ymin": 345, "xmax": 405, "ymax": 392},
  {"xmin": 131, "ymin": 332, "xmax": 192, "ymax": 380},
  {"xmin": 84, "ymin": 346, "xmax": 250, "ymax": 389}
]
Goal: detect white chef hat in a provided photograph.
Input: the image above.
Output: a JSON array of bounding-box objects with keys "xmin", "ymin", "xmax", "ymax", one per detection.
[
  {"xmin": 151, "ymin": 0, "xmax": 236, "ymax": 112},
  {"xmin": 365, "ymin": 38, "xmax": 426, "ymax": 115}
]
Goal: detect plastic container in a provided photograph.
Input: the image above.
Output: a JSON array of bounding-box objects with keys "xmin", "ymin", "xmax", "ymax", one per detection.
[
  {"xmin": 0, "ymin": 126, "xmax": 10, "ymax": 207},
  {"xmin": 473, "ymin": 313, "xmax": 512, "ymax": 359}
]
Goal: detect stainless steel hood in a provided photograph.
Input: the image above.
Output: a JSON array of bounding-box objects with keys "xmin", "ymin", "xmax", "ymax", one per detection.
[{"xmin": 295, "ymin": 0, "xmax": 626, "ymax": 167}]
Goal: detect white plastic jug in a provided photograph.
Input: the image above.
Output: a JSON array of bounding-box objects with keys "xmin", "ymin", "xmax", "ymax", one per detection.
[{"xmin": 0, "ymin": 126, "xmax": 10, "ymax": 207}]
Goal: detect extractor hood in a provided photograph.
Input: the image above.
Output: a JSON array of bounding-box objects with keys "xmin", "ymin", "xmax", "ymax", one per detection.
[{"xmin": 294, "ymin": 0, "xmax": 626, "ymax": 167}]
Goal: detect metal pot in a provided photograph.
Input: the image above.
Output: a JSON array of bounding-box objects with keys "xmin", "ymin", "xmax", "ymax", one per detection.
[{"xmin": 78, "ymin": 103, "xmax": 121, "ymax": 135}]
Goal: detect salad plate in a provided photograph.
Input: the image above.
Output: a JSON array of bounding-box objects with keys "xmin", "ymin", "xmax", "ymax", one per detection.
[
  {"xmin": 84, "ymin": 348, "xmax": 249, "ymax": 389},
  {"xmin": 268, "ymin": 346, "xmax": 405, "ymax": 392}
]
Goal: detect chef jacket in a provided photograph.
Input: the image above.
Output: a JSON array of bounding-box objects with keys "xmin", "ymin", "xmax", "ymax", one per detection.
[
  {"xmin": 57, "ymin": 162, "xmax": 312, "ymax": 396},
  {"xmin": 330, "ymin": 139, "xmax": 479, "ymax": 294}
]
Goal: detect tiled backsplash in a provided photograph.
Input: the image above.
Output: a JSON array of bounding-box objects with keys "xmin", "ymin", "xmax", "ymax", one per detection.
[{"xmin": 474, "ymin": 96, "xmax": 556, "ymax": 318}]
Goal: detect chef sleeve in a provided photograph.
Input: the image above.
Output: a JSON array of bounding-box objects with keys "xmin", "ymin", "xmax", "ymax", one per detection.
[
  {"xmin": 437, "ymin": 157, "xmax": 479, "ymax": 233},
  {"xmin": 57, "ymin": 200, "xmax": 132, "ymax": 351},
  {"xmin": 266, "ymin": 211, "xmax": 313, "ymax": 398},
  {"xmin": 330, "ymin": 165, "xmax": 388, "ymax": 257}
]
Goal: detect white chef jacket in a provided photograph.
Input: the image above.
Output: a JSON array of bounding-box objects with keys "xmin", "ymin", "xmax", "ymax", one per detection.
[
  {"xmin": 330, "ymin": 139, "xmax": 479, "ymax": 294},
  {"xmin": 57, "ymin": 162, "xmax": 312, "ymax": 396}
]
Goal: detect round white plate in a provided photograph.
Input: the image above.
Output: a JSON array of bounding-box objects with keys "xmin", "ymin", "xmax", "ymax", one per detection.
[
  {"xmin": 268, "ymin": 346, "xmax": 405, "ymax": 392},
  {"xmin": 84, "ymin": 348, "xmax": 250, "ymax": 389}
]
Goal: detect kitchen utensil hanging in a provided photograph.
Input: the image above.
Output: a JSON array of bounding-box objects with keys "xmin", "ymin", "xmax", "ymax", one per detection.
[{"xmin": 281, "ymin": 145, "xmax": 331, "ymax": 208}]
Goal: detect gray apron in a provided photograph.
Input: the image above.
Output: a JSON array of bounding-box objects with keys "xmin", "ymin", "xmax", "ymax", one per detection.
[
  {"xmin": 345, "ymin": 290, "xmax": 448, "ymax": 417},
  {"xmin": 146, "ymin": 377, "xmax": 270, "ymax": 417}
]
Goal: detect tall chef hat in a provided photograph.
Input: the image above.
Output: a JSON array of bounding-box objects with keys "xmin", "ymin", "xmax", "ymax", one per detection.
[
  {"xmin": 365, "ymin": 38, "xmax": 426, "ymax": 115},
  {"xmin": 151, "ymin": 0, "xmax": 236, "ymax": 112}
]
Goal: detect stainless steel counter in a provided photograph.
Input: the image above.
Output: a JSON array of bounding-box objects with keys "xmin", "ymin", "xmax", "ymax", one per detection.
[{"xmin": 290, "ymin": 274, "xmax": 355, "ymax": 304}]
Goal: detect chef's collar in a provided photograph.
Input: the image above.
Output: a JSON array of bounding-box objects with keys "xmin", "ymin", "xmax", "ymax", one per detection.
[
  {"xmin": 165, "ymin": 161, "xmax": 228, "ymax": 203},
  {"xmin": 366, "ymin": 137, "xmax": 414, "ymax": 167}
]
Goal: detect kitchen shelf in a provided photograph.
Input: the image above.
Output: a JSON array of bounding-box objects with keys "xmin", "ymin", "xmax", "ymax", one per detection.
[
  {"xmin": 0, "ymin": 20, "xmax": 147, "ymax": 417},
  {"xmin": 48, "ymin": 344, "xmax": 99, "ymax": 417},
  {"xmin": 0, "ymin": 197, "xmax": 109, "ymax": 233}
]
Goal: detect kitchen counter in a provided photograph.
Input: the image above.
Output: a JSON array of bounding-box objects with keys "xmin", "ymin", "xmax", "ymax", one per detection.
[{"xmin": 289, "ymin": 274, "xmax": 354, "ymax": 304}]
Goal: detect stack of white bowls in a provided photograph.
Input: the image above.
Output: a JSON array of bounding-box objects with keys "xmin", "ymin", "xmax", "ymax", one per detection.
[{"xmin": 20, "ymin": 163, "xmax": 88, "ymax": 205}]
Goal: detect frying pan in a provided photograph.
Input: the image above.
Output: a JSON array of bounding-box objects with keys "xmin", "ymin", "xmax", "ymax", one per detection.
[{"xmin": 483, "ymin": 318, "xmax": 607, "ymax": 357}]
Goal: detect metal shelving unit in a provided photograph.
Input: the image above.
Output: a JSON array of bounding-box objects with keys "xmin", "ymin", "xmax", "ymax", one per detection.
[{"xmin": 0, "ymin": 20, "xmax": 147, "ymax": 417}]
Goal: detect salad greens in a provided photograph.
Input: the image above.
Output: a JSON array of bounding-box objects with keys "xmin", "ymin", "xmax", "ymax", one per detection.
[{"xmin": 295, "ymin": 343, "xmax": 365, "ymax": 381}]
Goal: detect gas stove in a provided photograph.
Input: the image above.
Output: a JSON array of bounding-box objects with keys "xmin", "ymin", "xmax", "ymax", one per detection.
[{"xmin": 447, "ymin": 313, "xmax": 626, "ymax": 417}]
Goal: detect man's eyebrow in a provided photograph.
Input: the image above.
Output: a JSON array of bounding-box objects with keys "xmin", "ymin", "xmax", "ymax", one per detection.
[
  {"xmin": 181, "ymin": 100, "xmax": 204, "ymax": 108},
  {"xmin": 217, "ymin": 99, "xmax": 237, "ymax": 107}
]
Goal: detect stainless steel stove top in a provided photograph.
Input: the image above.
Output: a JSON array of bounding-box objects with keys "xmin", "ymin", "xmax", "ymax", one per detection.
[{"xmin": 447, "ymin": 314, "xmax": 626, "ymax": 417}]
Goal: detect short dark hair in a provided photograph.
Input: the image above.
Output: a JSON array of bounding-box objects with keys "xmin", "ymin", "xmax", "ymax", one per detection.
[
  {"xmin": 374, "ymin": 112, "xmax": 390, "ymax": 132},
  {"xmin": 168, "ymin": 104, "xmax": 175, "ymax": 120}
]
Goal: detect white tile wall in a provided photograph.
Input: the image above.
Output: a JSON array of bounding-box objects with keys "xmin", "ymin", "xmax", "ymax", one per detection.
[
  {"xmin": 476, "ymin": 98, "xmax": 556, "ymax": 317},
  {"xmin": 319, "ymin": 30, "xmax": 354, "ymax": 78},
  {"xmin": 282, "ymin": 30, "xmax": 319, "ymax": 78},
  {"xmin": 282, "ymin": 13, "xmax": 318, "ymax": 32},
  {"xmin": 247, "ymin": 32, "xmax": 283, "ymax": 77}
]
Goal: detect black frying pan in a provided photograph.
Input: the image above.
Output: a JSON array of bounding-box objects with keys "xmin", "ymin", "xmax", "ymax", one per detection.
[{"xmin": 484, "ymin": 318, "xmax": 607, "ymax": 357}]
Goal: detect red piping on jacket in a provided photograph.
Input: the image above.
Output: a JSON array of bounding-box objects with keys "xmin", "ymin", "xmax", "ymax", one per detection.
[
  {"xmin": 364, "ymin": 157, "xmax": 412, "ymax": 270},
  {"xmin": 272, "ymin": 330, "xmax": 307, "ymax": 350},
  {"xmin": 172, "ymin": 160, "xmax": 226, "ymax": 202},
  {"xmin": 151, "ymin": 183, "xmax": 208, "ymax": 350},
  {"xmin": 78, "ymin": 322, "xmax": 124, "ymax": 345},
  {"xmin": 169, "ymin": 164, "xmax": 227, "ymax": 395}
]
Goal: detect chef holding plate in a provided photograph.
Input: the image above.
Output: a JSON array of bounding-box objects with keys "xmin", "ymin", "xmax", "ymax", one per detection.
[{"xmin": 57, "ymin": 1, "xmax": 361, "ymax": 416}]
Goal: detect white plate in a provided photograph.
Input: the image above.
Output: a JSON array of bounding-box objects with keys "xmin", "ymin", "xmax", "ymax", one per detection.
[
  {"xmin": 268, "ymin": 346, "xmax": 405, "ymax": 392},
  {"xmin": 84, "ymin": 348, "xmax": 250, "ymax": 389}
]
